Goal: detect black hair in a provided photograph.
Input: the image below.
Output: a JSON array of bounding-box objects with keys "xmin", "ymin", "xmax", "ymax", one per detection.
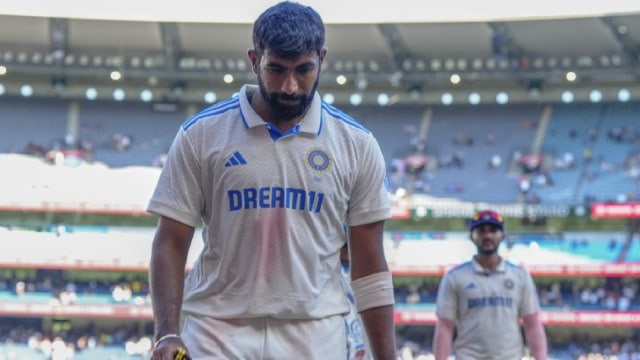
[{"xmin": 252, "ymin": 1, "xmax": 325, "ymax": 58}]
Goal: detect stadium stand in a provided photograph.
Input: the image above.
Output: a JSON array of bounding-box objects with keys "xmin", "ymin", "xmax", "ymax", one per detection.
[
  {"xmin": 76, "ymin": 100, "xmax": 186, "ymax": 168},
  {"xmin": 0, "ymin": 97, "xmax": 69, "ymax": 155},
  {"xmin": 418, "ymin": 104, "xmax": 543, "ymax": 203},
  {"xmin": 534, "ymin": 102, "xmax": 640, "ymax": 205},
  {"xmin": 535, "ymin": 103, "xmax": 604, "ymax": 204},
  {"xmin": 576, "ymin": 102, "xmax": 640, "ymax": 204}
]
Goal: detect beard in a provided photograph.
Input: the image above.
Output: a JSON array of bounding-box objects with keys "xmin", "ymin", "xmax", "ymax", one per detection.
[
  {"xmin": 258, "ymin": 72, "xmax": 319, "ymax": 122},
  {"xmin": 476, "ymin": 243, "xmax": 499, "ymax": 255}
]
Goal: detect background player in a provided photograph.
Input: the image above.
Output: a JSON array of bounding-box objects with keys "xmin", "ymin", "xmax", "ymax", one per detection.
[{"xmin": 432, "ymin": 210, "xmax": 548, "ymax": 360}]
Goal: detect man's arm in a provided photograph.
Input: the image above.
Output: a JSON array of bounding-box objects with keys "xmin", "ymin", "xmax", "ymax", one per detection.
[
  {"xmin": 149, "ymin": 216, "xmax": 195, "ymax": 358},
  {"xmin": 349, "ymin": 220, "xmax": 396, "ymax": 360},
  {"xmin": 522, "ymin": 312, "xmax": 548, "ymax": 360},
  {"xmin": 433, "ymin": 317, "xmax": 455, "ymax": 360}
]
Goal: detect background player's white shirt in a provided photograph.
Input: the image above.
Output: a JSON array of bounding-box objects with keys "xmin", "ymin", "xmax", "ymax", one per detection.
[
  {"xmin": 148, "ymin": 85, "xmax": 391, "ymax": 319},
  {"xmin": 435, "ymin": 257, "xmax": 540, "ymax": 360}
]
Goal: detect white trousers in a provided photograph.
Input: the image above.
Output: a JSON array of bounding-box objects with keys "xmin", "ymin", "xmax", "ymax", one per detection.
[{"xmin": 180, "ymin": 313, "xmax": 347, "ymax": 359}]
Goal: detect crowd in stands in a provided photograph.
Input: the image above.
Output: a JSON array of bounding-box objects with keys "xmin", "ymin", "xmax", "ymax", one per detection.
[
  {"xmin": 394, "ymin": 277, "xmax": 640, "ymax": 312},
  {"xmin": 21, "ymin": 130, "xmax": 136, "ymax": 168},
  {"xmin": 3, "ymin": 267, "xmax": 640, "ymax": 313},
  {"xmin": 0, "ymin": 269, "xmax": 150, "ymax": 307},
  {"xmin": 386, "ymin": 104, "xmax": 640, "ymax": 206},
  {"xmin": 0, "ymin": 320, "xmax": 153, "ymax": 359},
  {"xmin": 1, "ymin": 267, "xmax": 640, "ymax": 358},
  {"xmin": 534, "ymin": 120, "xmax": 640, "ymax": 205},
  {"xmin": 389, "ymin": 131, "xmax": 490, "ymax": 189},
  {"xmin": 3, "ymin": 322, "xmax": 640, "ymax": 359},
  {"xmin": 537, "ymin": 278, "xmax": 639, "ymax": 311},
  {"xmin": 393, "ymin": 333, "xmax": 640, "ymax": 359},
  {"xmin": 6, "ymin": 101, "xmax": 640, "ymax": 205}
]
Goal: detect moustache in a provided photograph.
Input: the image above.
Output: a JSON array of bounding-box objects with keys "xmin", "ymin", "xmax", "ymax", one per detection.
[{"xmin": 274, "ymin": 93, "xmax": 305, "ymax": 102}]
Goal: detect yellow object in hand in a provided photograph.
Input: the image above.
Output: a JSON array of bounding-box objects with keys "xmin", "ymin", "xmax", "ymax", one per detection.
[{"xmin": 174, "ymin": 346, "xmax": 190, "ymax": 360}]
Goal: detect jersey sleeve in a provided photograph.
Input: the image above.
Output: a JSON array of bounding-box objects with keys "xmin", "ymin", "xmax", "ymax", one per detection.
[
  {"xmin": 518, "ymin": 269, "xmax": 541, "ymax": 317},
  {"xmin": 347, "ymin": 133, "xmax": 391, "ymax": 227},
  {"xmin": 147, "ymin": 128, "xmax": 204, "ymax": 227},
  {"xmin": 435, "ymin": 272, "xmax": 458, "ymax": 321}
]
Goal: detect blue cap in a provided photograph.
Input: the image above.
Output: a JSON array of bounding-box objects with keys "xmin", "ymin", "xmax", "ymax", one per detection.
[{"xmin": 470, "ymin": 210, "xmax": 504, "ymax": 231}]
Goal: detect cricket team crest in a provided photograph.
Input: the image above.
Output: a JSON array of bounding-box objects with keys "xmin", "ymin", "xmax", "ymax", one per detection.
[
  {"xmin": 306, "ymin": 148, "xmax": 332, "ymax": 172},
  {"xmin": 503, "ymin": 278, "xmax": 515, "ymax": 290}
]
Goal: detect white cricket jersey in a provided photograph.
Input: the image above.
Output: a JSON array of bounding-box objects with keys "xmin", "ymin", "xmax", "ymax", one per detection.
[
  {"xmin": 148, "ymin": 84, "xmax": 391, "ymax": 319},
  {"xmin": 435, "ymin": 258, "xmax": 540, "ymax": 360}
]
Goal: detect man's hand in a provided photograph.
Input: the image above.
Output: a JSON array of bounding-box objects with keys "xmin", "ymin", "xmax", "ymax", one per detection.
[{"xmin": 151, "ymin": 336, "xmax": 191, "ymax": 360}]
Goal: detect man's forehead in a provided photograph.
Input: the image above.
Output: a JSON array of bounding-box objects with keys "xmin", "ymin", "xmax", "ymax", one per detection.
[
  {"xmin": 473, "ymin": 224, "xmax": 502, "ymax": 231},
  {"xmin": 261, "ymin": 49, "xmax": 319, "ymax": 64}
]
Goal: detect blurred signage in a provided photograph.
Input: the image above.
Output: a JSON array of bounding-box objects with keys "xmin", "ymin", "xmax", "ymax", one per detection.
[
  {"xmin": 0, "ymin": 303, "xmax": 153, "ymax": 318},
  {"xmin": 394, "ymin": 309, "xmax": 640, "ymax": 325},
  {"xmin": 405, "ymin": 199, "xmax": 575, "ymax": 218},
  {"xmin": 391, "ymin": 204, "xmax": 412, "ymax": 219},
  {"xmin": 3, "ymin": 302, "xmax": 640, "ymax": 325},
  {"xmin": 524, "ymin": 263, "xmax": 640, "ymax": 276},
  {"xmin": 591, "ymin": 202, "xmax": 640, "ymax": 219},
  {"xmin": 541, "ymin": 311, "xmax": 640, "ymax": 326},
  {"xmin": 392, "ymin": 263, "xmax": 640, "ymax": 277}
]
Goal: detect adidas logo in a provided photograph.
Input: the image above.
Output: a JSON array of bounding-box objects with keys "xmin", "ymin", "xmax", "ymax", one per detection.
[
  {"xmin": 466, "ymin": 282, "xmax": 476, "ymax": 289},
  {"xmin": 224, "ymin": 151, "xmax": 247, "ymax": 167}
]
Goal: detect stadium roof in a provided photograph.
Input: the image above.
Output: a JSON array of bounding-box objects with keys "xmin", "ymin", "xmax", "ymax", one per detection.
[
  {"xmin": 0, "ymin": 1, "xmax": 639, "ymax": 105},
  {"xmin": 3, "ymin": 0, "xmax": 640, "ymax": 23}
]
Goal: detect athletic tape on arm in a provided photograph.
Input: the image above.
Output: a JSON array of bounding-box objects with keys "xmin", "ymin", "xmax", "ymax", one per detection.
[{"xmin": 351, "ymin": 271, "xmax": 395, "ymax": 312}]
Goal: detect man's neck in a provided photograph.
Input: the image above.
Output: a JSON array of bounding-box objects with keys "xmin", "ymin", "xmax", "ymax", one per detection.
[
  {"xmin": 474, "ymin": 254, "xmax": 501, "ymax": 272},
  {"xmin": 248, "ymin": 89, "xmax": 304, "ymax": 133}
]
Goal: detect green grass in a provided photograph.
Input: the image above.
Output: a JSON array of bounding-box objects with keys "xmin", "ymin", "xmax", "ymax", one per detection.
[
  {"xmin": 0, "ymin": 211, "xmax": 158, "ymax": 229},
  {"xmin": 0, "ymin": 210, "xmax": 630, "ymax": 233}
]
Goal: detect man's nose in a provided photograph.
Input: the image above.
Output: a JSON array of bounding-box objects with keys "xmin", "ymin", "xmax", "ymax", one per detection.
[{"xmin": 281, "ymin": 72, "xmax": 299, "ymax": 94}]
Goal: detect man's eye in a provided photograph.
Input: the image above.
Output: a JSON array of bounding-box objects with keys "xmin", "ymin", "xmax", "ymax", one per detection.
[
  {"xmin": 297, "ymin": 66, "xmax": 314, "ymax": 74},
  {"xmin": 267, "ymin": 67, "xmax": 285, "ymax": 73}
]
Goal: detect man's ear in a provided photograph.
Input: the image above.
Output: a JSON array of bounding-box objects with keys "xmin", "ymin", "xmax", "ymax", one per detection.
[
  {"xmin": 319, "ymin": 47, "xmax": 328, "ymax": 63},
  {"xmin": 248, "ymin": 49, "xmax": 259, "ymax": 73}
]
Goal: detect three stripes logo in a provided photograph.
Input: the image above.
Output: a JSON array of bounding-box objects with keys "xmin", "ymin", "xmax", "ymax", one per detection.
[
  {"xmin": 224, "ymin": 151, "xmax": 247, "ymax": 167},
  {"xmin": 466, "ymin": 282, "xmax": 476, "ymax": 290}
]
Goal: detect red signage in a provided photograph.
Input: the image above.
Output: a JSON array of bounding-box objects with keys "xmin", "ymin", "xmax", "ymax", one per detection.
[
  {"xmin": 391, "ymin": 263, "xmax": 640, "ymax": 277},
  {"xmin": 394, "ymin": 309, "xmax": 640, "ymax": 326},
  {"xmin": 591, "ymin": 202, "xmax": 640, "ymax": 219},
  {"xmin": 0, "ymin": 303, "xmax": 153, "ymax": 319},
  {"xmin": 394, "ymin": 309, "xmax": 438, "ymax": 324},
  {"xmin": 391, "ymin": 205, "xmax": 412, "ymax": 219},
  {"xmin": 541, "ymin": 311, "xmax": 640, "ymax": 326},
  {"xmin": 2, "ymin": 302, "xmax": 640, "ymax": 326},
  {"xmin": 524, "ymin": 263, "xmax": 640, "ymax": 277}
]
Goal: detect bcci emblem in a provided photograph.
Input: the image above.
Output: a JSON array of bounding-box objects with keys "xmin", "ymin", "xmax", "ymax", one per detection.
[
  {"xmin": 503, "ymin": 279, "xmax": 515, "ymax": 290},
  {"xmin": 307, "ymin": 148, "xmax": 331, "ymax": 172}
]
